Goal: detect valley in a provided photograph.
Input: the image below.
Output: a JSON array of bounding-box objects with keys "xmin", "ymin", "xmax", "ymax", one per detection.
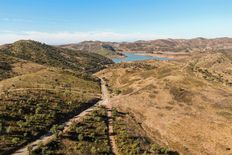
[{"xmin": 0, "ymin": 38, "xmax": 232, "ymax": 155}]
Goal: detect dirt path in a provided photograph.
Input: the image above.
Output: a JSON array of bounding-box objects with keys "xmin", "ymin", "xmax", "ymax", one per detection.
[
  {"xmin": 100, "ymin": 79, "xmax": 120, "ymax": 155},
  {"xmin": 12, "ymin": 104, "xmax": 100, "ymax": 155},
  {"xmin": 11, "ymin": 79, "xmax": 119, "ymax": 155},
  {"xmin": 0, "ymin": 87, "xmax": 82, "ymax": 95},
  {"xmin": 11, "ymin": 79, "xmax": 103, "ymax": 155}
]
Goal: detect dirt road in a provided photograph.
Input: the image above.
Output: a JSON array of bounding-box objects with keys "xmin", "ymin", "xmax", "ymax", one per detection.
[
  {"xmin": 12, "ymin": 79, "xmax": 119, "ymax": 155},
  {"xmin": 100, "ymin": 79, "xmax": 119, "ymax": 155}
]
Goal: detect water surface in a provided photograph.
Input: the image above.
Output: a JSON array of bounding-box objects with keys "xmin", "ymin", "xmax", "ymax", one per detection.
[{"xmin": 113, "ymin": 52, "xmax": 170, "ymax": 63}]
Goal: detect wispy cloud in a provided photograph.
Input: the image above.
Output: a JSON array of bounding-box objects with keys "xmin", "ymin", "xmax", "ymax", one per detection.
[
  {"xmin": 0, "ymin": 31, "xmax": 170, "ymax": 45},
  {"xmin": 0, "ymin": 18, "xmax": 33, "ymax": 23}
]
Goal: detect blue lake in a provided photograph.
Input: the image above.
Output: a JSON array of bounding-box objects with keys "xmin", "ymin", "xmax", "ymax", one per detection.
[{"xmin": 113, "ymin": 52, "xmax": 170, "ymax": 63}]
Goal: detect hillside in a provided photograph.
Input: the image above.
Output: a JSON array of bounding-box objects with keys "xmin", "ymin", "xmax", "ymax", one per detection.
[
  {"xmin": 1, "ymin": 39, "xmax": 232, "ymax": 155},
  {"xmin": 97, "ymin": 52, "xmax": 232, "ymax": 155},
  {"xmin": 0, "ymin": 40, "xmax": 114, "ymax": 154},
  {"xmin": 0, "ymin": 67, "xmax": 101, "ymax": 154},
  {"xmin": 113, "ymin": 37, "xmax": 232, "ymax": 53},
  {"xmin": 59, "ymin": 38, "xmax": 232, "ymax": 60},
  {"xmin": 60, "ymin": 41, "xmax": 124, "ymax": 58},
  {"xmin": 0, "ymin": 40, "xmax": 113, "ymax": 74}
]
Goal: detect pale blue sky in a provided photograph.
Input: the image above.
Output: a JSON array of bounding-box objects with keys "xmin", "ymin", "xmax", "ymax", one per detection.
[{"xmin": 0, "ymin": 0, "xmax": 231, "ymax": 44}]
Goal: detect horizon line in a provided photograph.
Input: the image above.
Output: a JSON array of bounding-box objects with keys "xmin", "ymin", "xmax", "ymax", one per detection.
[{"xmin": 0, "ymin": 30, "xmax": 232, "ymax": 45}]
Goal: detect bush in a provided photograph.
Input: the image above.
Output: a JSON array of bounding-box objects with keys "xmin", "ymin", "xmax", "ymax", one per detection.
[
  {"xmin": 50, "ymin": 125, "xmax": 59, "ymax": 137},
  {"xmin": 90, "ymin": 146, "xmax": 97, "ymax": 154},
  {"xmin": 76, "ymin": 126, "xmax": 83, "ymax": 133},
  {"xmin": 6, "ymin": 126, "xmax": 12, "ymax": 134},
  {"xmin": 78, "ymin": 134, "xmax": 84, "ymax": 141},
  {"xmin": 159, "ymin": 147, "xmax": 169, "ymax": 154},
  {"xmin": 11, "ymin": 137, "xmax": 20, "ymax": 144},
  {"xmin": 150, "ymin": 144, "xmax": 158, "ymax": 152},
  {"xmin": 112, "ymin": 109, "xmax": 117, "ymax": 117},
  {"xmin": 114, "ymin": 89, "xmax": 121, "ymax": 95},
  {"xmin": 35, "ymin": 107, "xmax": 42, "ymax": 114}
]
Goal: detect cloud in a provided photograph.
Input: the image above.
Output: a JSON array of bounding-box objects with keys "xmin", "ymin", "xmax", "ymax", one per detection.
[
  {"xmin": 0, "ymin": 18, "xmax": 33, "ymax": 23},
  {"xmin": 0, "ymin": 31, "xmax": 169, "ymax": 45}
]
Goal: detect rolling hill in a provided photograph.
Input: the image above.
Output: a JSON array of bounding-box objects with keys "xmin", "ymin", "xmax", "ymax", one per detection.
[
  {"xmin": 60, "ymin": 41, "xmax": 124, "ymax": 58},
  {"xmin": 97, "ymin": 51, "xmax": 232, "ymax": 155},
  {"xmin": 0, "ymin": 40, "xmax": 113, "ymax": 154},
  {"xmin": 113, "ymin": 37, "xmax": 232, "ymax": 53},
  {"xmin": 1, "ymin": 38, "xmax": 232, "ymax": 155},
  {"xmin": 0, "ymin": 40, "xmax": 113, "ymax": 74}
]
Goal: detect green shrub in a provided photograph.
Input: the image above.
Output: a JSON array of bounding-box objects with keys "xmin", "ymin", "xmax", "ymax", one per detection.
[
  {"xmin": 35, "ymin": 107, "xmax": 42, "ymax": 114},
  {"xmin": 78, "ymin": 134, "xmax": 84, "ymax": 141},
  {"xmin": 114, "ymin": 89, "xmax": 121, "ymax": 95},
  {"xmin": 6, "ymin": 126, "xmax": 12, "ymax": 134},
  {"xmin": 11, "ymin": 137, "xmax": 20, "ymax": 144},
  {"xmin": 76, "ymin": 126, "xmax": 83, "ymax": 133},
  {"xmin": 159, "ymin": 147, "xmax": 169, "ymax": 154},
  {"xmin": 50, "ymin": 125, "xmax": 59, "ymax": 137},
  {"xmin": 90, "ymin": 146, "xmax": 97, "ymax": 154}
]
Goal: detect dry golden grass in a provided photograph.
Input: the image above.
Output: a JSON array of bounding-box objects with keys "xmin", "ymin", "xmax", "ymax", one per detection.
[{"xmin": 96, "ymin": 53, "xmax": 232, "ymax": 155}]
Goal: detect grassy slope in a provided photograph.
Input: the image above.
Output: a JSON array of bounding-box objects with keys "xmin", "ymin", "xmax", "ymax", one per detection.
[
  {"xmin": 0, "ymin": 67, "xmax": 101, "ymax": 154},
  {"xmin": 60, "ymin": 42, "xmax": 123, "ymax": 58},
  {"xmin": 97, "ymin": 52, "xmax": 232, "ymax": 155},
  {"xmin": 32, "ymin": 106, "xmax": 176, "ymax": 155},
  {"xmin": 0, "ymin": 40, "xmax": 112, "ymax": 154},
  {"xmin": 0, "ymin": 40, "xmax": 113, "ymax": 74},
  {"xmin": 112, "ymin": 108, "xmax": 177, "ymax": 155}
]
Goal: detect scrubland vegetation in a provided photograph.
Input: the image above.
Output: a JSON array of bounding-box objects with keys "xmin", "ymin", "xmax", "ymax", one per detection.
[
  {"xmin": 30, "ymin": 105, "xmax": 175, "ymax": 155},
  {"xmin": 0, "ymin": 40, "xmax": 113, "ymax": 74},
  {"xmin": 0, "ymin": 40, "xmax": 112, "ymax": 154},
  {"xmin": 32, "ymin": 106, "xmax": 111, "ymax": 155},
  {"xmin": 112, "ymin": 108, "xmax": 177, "ymax": 155},
  {"xmin": 97, "ymin": 53, "xmax": 232, "ymax": 155},
  {"xmin": 1, "ymin": 38, "xmax": 232, "ymax": 155},
  {"xmin": 0, "ymin": 89, "xmax": 99, "ymax": 154}
]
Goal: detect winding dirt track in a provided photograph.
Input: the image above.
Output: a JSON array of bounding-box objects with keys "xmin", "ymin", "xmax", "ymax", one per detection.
[
  {"xmin": 12, "ymin": 79, "xmax": 119, "ymax": 155},
  {"xmin": 100, "ymin": 79, "xmax": 119, "ymax": 155}
]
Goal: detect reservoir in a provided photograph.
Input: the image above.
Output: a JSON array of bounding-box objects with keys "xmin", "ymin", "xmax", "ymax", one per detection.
[{"xmin": 113, "ymin": 52, "xmax": 170, "ymax": 63}]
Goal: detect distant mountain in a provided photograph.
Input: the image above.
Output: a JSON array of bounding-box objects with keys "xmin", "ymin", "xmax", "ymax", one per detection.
[
  {"xmin": 111, "ymin": 37, "xmax": 232, "ymax": 53},
  {"xmin": 0, "ymin": 40, "xmax": 113, "ymax": 73},
  {"xmin": 66, "ymin": 38, "xmax": 232, "ymax": 54},
  {"xmin": 60, "ymin": 41, "xmax": 124, "ymax": 58}
]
